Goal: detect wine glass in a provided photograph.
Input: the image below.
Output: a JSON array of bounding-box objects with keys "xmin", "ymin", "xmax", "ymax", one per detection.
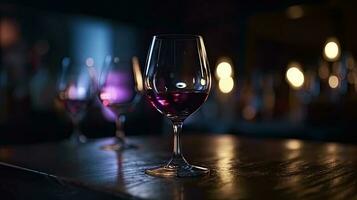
[
  {"xmin": 57, "ymin": 57, "xmax": 95, "ymax": 143},
  {"xmin": 98, "ymin": 56, "xmax": 142, "ymax": 151},
  {"xmin": 144, "ymin": 34, "xmax": 211, "ymax": 177}
]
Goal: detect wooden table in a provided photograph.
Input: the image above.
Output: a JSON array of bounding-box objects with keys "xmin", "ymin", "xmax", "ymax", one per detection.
[{"xmin": 0, "ymin": 135, "xmax": 356, "ymax": 199}]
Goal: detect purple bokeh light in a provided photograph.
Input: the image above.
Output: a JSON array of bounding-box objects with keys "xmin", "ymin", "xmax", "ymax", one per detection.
[{"xmin": 99, "ymin": 71, "xmax": 134, "ymax": 121}]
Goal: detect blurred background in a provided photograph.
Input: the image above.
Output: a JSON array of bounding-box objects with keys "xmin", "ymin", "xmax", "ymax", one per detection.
[{"xmin": 1, "ymin": 0, "xmax": 357, "ymax": 144}]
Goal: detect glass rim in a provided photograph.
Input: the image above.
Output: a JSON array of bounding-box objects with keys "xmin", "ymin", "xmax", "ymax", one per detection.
[{"xmin": 153, "ymin": 34, "xmax": 202, "ymax": 40}]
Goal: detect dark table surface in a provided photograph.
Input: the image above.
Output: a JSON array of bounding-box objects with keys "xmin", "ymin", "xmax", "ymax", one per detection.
[{"xmin": 0, "ymin": 134, "xmax": 357, "ymax": 200}]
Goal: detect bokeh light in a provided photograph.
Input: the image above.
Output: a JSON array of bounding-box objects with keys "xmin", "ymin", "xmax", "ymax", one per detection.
[
  {"xmin": 85, "ymin": 57, "xmax": 94, "ymax": 67},
  {"xmin": 323, "ymin": 38, "xmax": 340, "ymax": 62},
  {"xmin": 286, "ymin": 5, "xmax": 304, "ymax": 19},
  {"xmin": 328, "ymin": 75, "xmax": 339, "ymax": 89},
  {"xmin": 216, "ymin": 62, "xmax": 232, "ymax": 79},
  {"xmin": 218, "ymin": 77, "xmax": 234, "ymax": 93},
  {"xmin": 242, "ymin": 105, "xmax": 256, "ymax": 120},
  {"xmin": 0, "ymin": 18, "xmax": 20, "ymax": 48},
  {"xmin": 286, "ymin": 64, "xmax": 304, "ymax": 89},
  {"xmin": 132, "ymin": 56, "xmax": 143, "ymax": 92}
]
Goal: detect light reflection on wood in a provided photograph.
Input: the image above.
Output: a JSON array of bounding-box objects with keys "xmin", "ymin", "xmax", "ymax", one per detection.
[{"xmin": 0, "ymin": 135, "xmax": 356, "ymax": 199}]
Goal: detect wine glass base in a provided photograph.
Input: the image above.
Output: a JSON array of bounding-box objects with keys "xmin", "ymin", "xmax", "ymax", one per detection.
[
  {"xmin": 100, "ymin": 142, "xmax": 137, "ymax": 151},
  {"xmin": 145, "ymin": 164, "xmax": 209, "ymax": 178}
]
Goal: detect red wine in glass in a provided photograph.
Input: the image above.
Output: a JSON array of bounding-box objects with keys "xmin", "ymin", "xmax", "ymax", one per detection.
[{"xmin": 146, "ymin": 90, "xmax": 208, "ymax": 122}]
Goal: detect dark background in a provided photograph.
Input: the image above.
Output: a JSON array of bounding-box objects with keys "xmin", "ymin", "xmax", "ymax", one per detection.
[{"xmin": 1, "ymin": 0, "xmax": 357, "ymax": 144}]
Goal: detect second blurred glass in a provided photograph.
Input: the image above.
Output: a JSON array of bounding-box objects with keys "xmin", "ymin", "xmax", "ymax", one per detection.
[
  {"xmin": 57, "ymin": 57, "xmax": 96, "ymax": 144},
  {"xmin": 98, "ymin": 56, "xmax": 142, "ymax": 151}
]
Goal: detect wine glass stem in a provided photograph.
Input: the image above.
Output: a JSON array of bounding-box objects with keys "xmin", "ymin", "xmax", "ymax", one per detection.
[
  {"xmin": 70, "ymin": 117, "xmax": 86, "ymax": 143},
  {"xmin": 115, "ymin": 115, "xmax": 126, "ymax": 144},
  {"xmin": 173, "ymin": 122, "xmax": 183, "ymax": 156},
  {"xmin": 72, "ymin": 117, "xmax": 81, "ymax": 136},
  {"xmin": 168, "ymin": 122, "xmax": 189, "ymax": 167}
]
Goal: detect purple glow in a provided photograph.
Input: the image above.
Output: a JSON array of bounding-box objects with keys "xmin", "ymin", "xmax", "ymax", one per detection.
[
  {"xmin": 100, "ymin": 71, "xmax": 133, "ymax": 104},
  {"xmin": 99, "ymin": 71, "xmax": 135, "ymax": 121},
  {"xmin": 100, "ymin": 86, "xmax": 131, "ymax": 103}
]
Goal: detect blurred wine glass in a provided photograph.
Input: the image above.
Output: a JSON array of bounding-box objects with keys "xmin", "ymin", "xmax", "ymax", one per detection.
[
  {"xmin": 57, "ymin": 57, "xmax": 95, "ymax": 143},
  {"xmin": 98, "ymin": 56, "xmax": 142, "ymax": 151}
]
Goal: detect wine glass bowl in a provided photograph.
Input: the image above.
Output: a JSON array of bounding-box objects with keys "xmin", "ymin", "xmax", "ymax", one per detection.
[
  {"xmin": 57, "ymin": 57, "xmax": 95, "ymax": 143},
  {"xmin": 146, "ymin": 90, "xmax": 209, "ymax": 123},
  {"xmin": 144, "ymin": 34, "xmax": 211, "ymax": 177},
  {"xmin": 98, "ymin": 56, "xmax": 142, "ymax": 151}
]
